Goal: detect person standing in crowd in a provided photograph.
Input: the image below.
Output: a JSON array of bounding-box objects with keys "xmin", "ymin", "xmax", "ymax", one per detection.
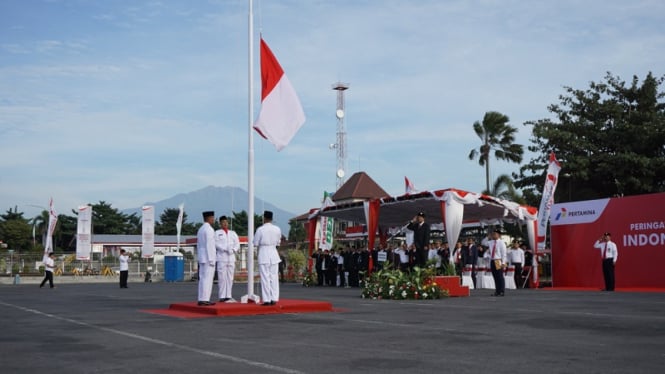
[
  {"xmin": 375, "ymin": 244, "xmax": 388, "ymax": 271},
  {"xmin": 508, "ymin": 241, "xmax": 525, "ymax": 288},
  {"xmin": 39, "ymin": 252, "xmax": 56, "ymax": 289},
  {"xmin": 254, "ymin": 210, "xmax": 282, "ymax": 305},
  {"xmin": 119, "ymin": 249, "xmax": 130, "ymax": 289},
  {"xmin": 326, "ymin": 249, "xmax": 337, "ymax": 286},
  {"xmin": 215, "ymin": 215, "xmax": 240, "ymax": 303},
  {"xmin": 196, "ymin": 211, "xmax": 216, "ymax": 306},
  {"xmin": 407, "ymin": 212, "xmax": 430, "ymax": 267},
  {"xmin": 463, "ymin": 237, "xmax": 479, "ymax": 288},
  {"xmin": 428, "ymin": 242, "xmax": 442, "ymax": 270},
  {"xmin": 312, "ymin": 249, "xmax": 324, "ymax": 286},
  {"xmin": 394, "ymin": 243, "xmax": 410, "ymax": 272},
  {"xmin": 335, "ymin": 249, "xmax": 345, "ymax": 287},
  {"xmin": 486, "ymin": 229, "xmax": 507, "ymax": 296},
  {"xmin": 452, "ymin": 241, "xmax": 463, "ymax": 276},
  {"xmin": 278, "ymin": 251, "xmax": 287, "ymax": 283},
  {"xmin": 594, "ymin": 232, "xmax": 618, "ymax": 291}
]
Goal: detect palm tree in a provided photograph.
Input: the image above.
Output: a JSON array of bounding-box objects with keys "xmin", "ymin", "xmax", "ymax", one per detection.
[
  {"xmin": 468, "ymin": 111, "xmax": 524, "ymax": 192},
  {"xmin": 483, "ymin": 174, "xmax": 526, "ymax": 204}
]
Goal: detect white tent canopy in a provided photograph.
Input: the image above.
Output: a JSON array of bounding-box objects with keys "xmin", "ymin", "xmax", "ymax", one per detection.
[{"xmin": 316, "ymin": 188, "xmax": 538, "ymax": 254}]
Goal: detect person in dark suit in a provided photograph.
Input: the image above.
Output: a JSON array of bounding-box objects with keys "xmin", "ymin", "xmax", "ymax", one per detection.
[
  {"xmin": 462, "ymin": 237, "xmax": 479, "ymax": 288},
  {"xmin": 311, "ymin": 249, "xmax": 324, "ymax": 286},
  {"xmin": 407, "ymin": 212, "xmax": 430, "ymax": 267}
]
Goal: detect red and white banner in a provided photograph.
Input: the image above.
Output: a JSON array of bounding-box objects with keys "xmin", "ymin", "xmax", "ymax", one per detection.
[
  {"xmin": 253, "ymin": 38, "xmax": 306, "ymax": 151},
  {"xmin": 44, "ymin": 197, "xmax": 58, "ymax": 254},
  {"xmin": 536, "ymin": 152, "xmax": 561, "ymax": 250},
  {"xmin": 76, "ymin": 205, "xmax": 92, "ymax": 260},
  {"xmin": 142, "ymin": 205, "xmax": 155, "ymax": 258},
  {"xmin": 550, "ymin": 192, "xmax": 665, "ymax": 288}
]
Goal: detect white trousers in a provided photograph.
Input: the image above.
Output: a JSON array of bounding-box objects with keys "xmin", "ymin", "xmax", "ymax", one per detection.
[
  {"xmin": 259, "ymin": 263, "xmax": 279, "ymax": 303},
  {"xmin": 197, "ymin": 262, "xmax": 215, "ymax": 302},
  {"xmin": 217, "ymin": 262, "xmax": 235, "ymax": 299}
]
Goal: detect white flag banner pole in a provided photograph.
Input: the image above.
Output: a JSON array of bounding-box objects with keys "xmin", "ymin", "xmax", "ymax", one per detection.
[
  {"xmin": 176, "ymin": 203, "xmax": 184, "ymax": 251},
  {"xmin": 536, "ymin": 152, "xmax": 561, "ymax": 251},
  {"xmin": 142, "ymin": 206, "xmax": 155, "ymax": 258},
  {"xmin": 76, "ymin": 205, "xmax": 93, "ymax": 260},
  {"xmin": 44, "ymin": 197, "xmax": 58, "ymax": 255},
  {"xmin": 242, "ymin": 0, "xmax": 260, "ymax": 304}
]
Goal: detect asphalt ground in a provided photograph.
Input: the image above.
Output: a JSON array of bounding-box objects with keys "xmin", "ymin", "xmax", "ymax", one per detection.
[{"xmin": 1, "ymin": 280, "xmax": 664, "ymax": 374}]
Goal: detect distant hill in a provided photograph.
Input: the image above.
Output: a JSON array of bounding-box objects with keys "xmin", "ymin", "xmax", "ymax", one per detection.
[{"xmin": 122, "ymin": 185, "xmax": 297, "ymax": 235}]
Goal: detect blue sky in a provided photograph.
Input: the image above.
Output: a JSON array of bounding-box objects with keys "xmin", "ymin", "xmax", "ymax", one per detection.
[{"xmin": 1, "ymin": 0, "xmax": 664, "ymax": 220}]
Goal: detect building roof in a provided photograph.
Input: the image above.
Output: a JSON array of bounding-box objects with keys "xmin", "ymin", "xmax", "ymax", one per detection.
[{"xmin": 332, "ymin": 171, "xmax": 390, "ymax": 202}]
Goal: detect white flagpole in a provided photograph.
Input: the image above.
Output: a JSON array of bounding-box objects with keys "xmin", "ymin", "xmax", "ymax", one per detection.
[{"xmin": 242, "ymin": 0, "xmax": 260, "ymax": 303}]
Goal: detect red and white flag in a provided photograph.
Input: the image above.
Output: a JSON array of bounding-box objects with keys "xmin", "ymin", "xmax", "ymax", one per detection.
[
  {"xmin": 44, "ymin": 197, "xmax": 58, "ymax": 254},
  {"xmin": 405, "ymin": 176, "xmax": 418, "ymax": 195},
  {"xmin": 536, "ymin": 152, "xmax": 561, "ymax": 250},
  {"xmin": 254, "ymin": 38, "xmax": 306, "ymax": 151}
]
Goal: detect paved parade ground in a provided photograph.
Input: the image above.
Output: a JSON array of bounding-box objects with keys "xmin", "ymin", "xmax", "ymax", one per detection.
[{"xmin": 1, "ymin": 280, "xmax": 664, "ymax": 374}]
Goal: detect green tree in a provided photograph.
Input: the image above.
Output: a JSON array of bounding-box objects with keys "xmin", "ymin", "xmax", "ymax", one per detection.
[
  {"xmin": 515, "ymin": 72, "xmax": 665, "ymax": 201},
  {"xmin": 288, "ymin": 218, "xmax": 307, "ymax": 243},
  {"xmin": 0, "ymin": 207, "xmax": 32, "ymax": 250},
  {"xmin": 155, "ymin": 207, "xmax": 197, "ymax": 235},
  {"xmin": 90, "ymin": 201, "xmax": 137, "ymax": 234},
  {"xmin": 231, "ymin": 210, "xmax": 263, "ymax": 236},
  {"xmin": 468, "ymin": 111, "xmax": 524, "ymax": 193},
  {"xmin": 483, "ymin": 174, "xmax": 525, "ymax": 204}
]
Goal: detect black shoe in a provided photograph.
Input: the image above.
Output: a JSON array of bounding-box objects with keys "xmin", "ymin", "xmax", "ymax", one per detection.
[
  {"xmin": 271, "ymin": 301, "xmax": 277, "ymax": 305},
  {"xmin": 261, "ymin": 301, "xmax": 273, "ymax": 306},
  {"xmin": 219, "ymin": 298, "xmax": 229, "ymax": 302},
  {"xmin": 198, "ymin": 301, "xmax": 215, "ymax": 306}
]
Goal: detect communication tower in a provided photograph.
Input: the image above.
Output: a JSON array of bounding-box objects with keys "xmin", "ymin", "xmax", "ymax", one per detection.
[{"xmin": 331, "ymin": 82, "xmax": 349, "ymax": 190}]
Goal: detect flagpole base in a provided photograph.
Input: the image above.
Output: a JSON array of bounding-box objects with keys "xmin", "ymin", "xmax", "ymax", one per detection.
[{"xmin": 240, "ymin": 294, "xmax": 261, "ymax": 304}]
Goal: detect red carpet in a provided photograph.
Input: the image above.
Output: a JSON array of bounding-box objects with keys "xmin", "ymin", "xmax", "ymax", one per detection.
[
  {"xmin": 542, "ymin": 287, "xmax": 665, "ymax": 293},
  {"xmin": 143, "ymin": 299, "xmax": 336, "ymax": 318}
]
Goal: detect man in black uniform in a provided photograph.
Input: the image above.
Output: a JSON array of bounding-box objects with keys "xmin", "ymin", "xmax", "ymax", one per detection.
[{"xmin": 407, "ymin": 212, "xmax": 430, "ymax": 267}]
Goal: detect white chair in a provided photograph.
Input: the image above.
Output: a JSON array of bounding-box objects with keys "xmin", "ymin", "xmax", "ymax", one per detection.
[
  {"xmin": 461, "ymin": 265, "xmax": 474, "ymax": 289},
  {"xmin": 483, "ymin": 262, "xmax": 495, "ymax": 290},
  {"xmin": 504, "ymin": 266, "xmax": 516, "ymax": 289},
  {"xmin": 476, "ymin": 265, "xmax": 487, "ymax": 289}
]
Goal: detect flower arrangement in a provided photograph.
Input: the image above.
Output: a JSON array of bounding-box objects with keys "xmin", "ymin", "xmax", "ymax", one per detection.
[
  {"xmin": 301, "ymin": 270, "xmax": 317, "ymax": 287},
  {"xmin": 360, "ymin": 264, "xmax": 447, "ymax": 300}
]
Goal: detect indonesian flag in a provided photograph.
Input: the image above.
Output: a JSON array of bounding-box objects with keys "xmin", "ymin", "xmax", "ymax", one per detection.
[
  {"xmin": 254, "ymin": 38, "xmax": 306, "ymax": 151},
  {"xmin": 536, "ymin": 152, "xmax": 561, "ymax": 250},
  {"xmin": 405, "ymin": 176, "xmax": 418, "ymax": 195}
]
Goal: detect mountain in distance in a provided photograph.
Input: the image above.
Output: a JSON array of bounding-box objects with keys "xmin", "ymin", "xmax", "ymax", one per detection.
[{"xmin": 122, "ymin": 185, "xmax": 297, "ymax": 235}]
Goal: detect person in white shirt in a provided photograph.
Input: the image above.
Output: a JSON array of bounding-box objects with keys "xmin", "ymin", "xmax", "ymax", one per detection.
[
  {"xmin": 254, "ymin": 210, "xmax": 282, "ymax": 306},
  {"xmin": 508, "ymin": 241, "xmax": 525, "ymax": 288},
  {"xmin": 394, "ymin": 243, "xmax": 410, "ymax": 272},
  {"xmin": 196, "ymin": 211, "xmax": 217, "ymax": 306},
  {"xmin": 427, "ymin": 244, "xmax": 442, "ymax": 269},
  {"xmin": 119, "ymin": 249, "xmax": 130, "ymax": 288},
  {"xmin": 594, "ymin": 232, "xmax": 618, "ymax": 291},
  {"xmin": 39, "ymin": 252, "xmax": 56, "ymax": 289},
  {"xmin": 215, "ymin": 215, "xmax": 240, "ymax": 303},
  {"xmin": 485, "ymin": 229, "xmax": 508, "ymax": 296}
]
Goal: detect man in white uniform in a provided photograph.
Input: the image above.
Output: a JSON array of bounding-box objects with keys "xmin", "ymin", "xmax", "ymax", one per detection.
[
  {"xmin": 119, "ymin": 249, "xmax": 130, "ymax": 288},
  {"xmin": 39, "ymin": 252, "xmax": 56, "ymax": 289},
  {"xmin": 215, "ymin": 215, "xmax": 240, "ymax": 303},
  {"xmin": 197, "ymin": 211, "xmax": 216, "ymax": 306},
  {"xmin": 254, "ymin": 210, "xmax": 282, "ymax": 306}
]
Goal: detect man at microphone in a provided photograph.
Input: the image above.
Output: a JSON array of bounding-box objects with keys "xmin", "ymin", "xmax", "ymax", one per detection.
[{"xmin": 407, "ymin": 212, "xmax": 430, "ymax": 267}]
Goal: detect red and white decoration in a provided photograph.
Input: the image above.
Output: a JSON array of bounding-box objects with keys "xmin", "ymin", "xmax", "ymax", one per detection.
[{"xmin": 253, "ymin": 38, "xmax": 306, "ymax": 151}]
